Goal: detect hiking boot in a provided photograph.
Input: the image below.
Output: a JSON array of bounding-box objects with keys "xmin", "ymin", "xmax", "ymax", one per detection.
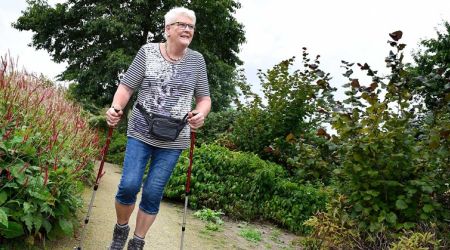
[
  {"xmin": 127, "ymin": 238, "xmax": 145, "ymax": 250},
  {"xmin": 108, "ymin": 224, "xmax": 130, "ymax": 250}
]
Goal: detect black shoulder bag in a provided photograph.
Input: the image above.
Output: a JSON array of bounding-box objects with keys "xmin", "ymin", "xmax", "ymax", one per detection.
[{"xmin": 136, "ymin": 103, "xmax": 189, "ymax": 142}]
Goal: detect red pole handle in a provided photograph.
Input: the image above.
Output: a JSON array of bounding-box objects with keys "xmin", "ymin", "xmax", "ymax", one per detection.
[{"xmin": 95, "ymin": 127, "xmax": 113, "ymax": 185}]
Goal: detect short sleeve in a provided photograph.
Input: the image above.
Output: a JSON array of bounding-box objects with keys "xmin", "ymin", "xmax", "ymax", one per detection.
[
  {"xmin": 194, "ymin": 54, "xmax": 210, "ymax": 97},
  {"xmin": 121, "ymin": 46, "xmax": 146, "ymax": 90}
]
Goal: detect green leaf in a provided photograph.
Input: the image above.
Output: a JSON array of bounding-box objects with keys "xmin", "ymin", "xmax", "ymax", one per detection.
[
  {"xmin": 10, "ymin": 162, "xmax": 26, "ymax": 183},
  {"xmin": 0, "ymin": 191, "xmax": 7, "ymax": 205},
  {"xmin": 423, "ymin": 204, "xmax": 434, "ymax": 213},
  {"xmin": 42, "ymin": 219, "xmax": 52, "ymax": 233},
  {"xmin": 0, "ymin": 221, "xmax": 24, "ymax": 238},
  {"xmin": 0, "ymin": 208, "xmax": 8, "ymax": 227},
  {"xmin": 386, "ymin": 212, "xmax": 398, "ymax": 224},
  {"xmin": 377, "ymin": 214, "xmax": 385, "ymax": 223},
  {"xmin": 421, "ymin": 185, "xmax": 433, "ymax": 193},
  {"xmin": 10, "ymin": 135, "xmax": 23, "ymax": 145},
  {"xmin": 22, "ymin": 214, "xmax": 34, "ymax": 232},
  {"xmin": 56, "ymin": 204, "xmax": 70, "ymax": 217},
  {"xmin": 29, "ymin": 191, "xmax": 49, "ymax": 201},
  {"xmin": 33, "ymin": 216, "xmax": 43, "ymax": 232},
  {"xmin": 369, "ymin": 222, "xmax": 381, "ymax": 232},
  {"xmin": 353, "ymin": 152, "xmax": 363, "ymax": 162},
  {"xmin": 367, "ymin": 190, "xmax": 379, "ymax": 197},
  {"xmin": 3, "ymin": 182, "xmax": 18, "ymax": 189},
  {"xmin": 395, "ymin": 199, "xmax": 408, "ymax": 210},
  {"xmin": 58, "ymin": 218, "xmax": 73, "ymax": 235},
  {"xmin": 23, "ymin": 202, "xmax": 32, "ymax": 213},
  {"xmin": 403, "ymin": 222, "xmax": 416, "ymax": 229}
]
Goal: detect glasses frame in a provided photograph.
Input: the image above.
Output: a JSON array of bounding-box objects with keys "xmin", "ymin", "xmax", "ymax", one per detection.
[{"xmin": 170, "ymin": 21, "xmax": 195, "ymax": 31}]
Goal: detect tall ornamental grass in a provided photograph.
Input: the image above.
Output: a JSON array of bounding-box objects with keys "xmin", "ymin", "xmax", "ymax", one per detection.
[{"xmin": 0, "ymin": 55, "xmax": 100, "ymax": 244}]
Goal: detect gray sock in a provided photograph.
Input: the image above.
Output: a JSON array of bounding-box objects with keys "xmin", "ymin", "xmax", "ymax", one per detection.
[
  {"xmin": 117, "ymin": 223, "xmax": 129, "ymax": 228},
  {"xmin": 133, "ymin": 234, "xmax": 145, "ymax": 241}
]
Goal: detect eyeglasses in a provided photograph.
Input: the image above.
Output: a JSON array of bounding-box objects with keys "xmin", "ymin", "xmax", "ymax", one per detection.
[{"xmin": 170, "ymin": 22, "xmax": 195, "ymax": 31}]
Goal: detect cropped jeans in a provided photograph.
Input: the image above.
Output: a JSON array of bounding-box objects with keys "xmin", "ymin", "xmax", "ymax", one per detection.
[{"xmin": 115, "ymin": 137, "xmax": 182, "ymax": 215}]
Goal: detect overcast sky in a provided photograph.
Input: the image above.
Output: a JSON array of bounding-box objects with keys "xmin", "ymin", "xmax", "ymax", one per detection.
[{"xmin": 1, "ymin": 0, "xmax": 450, "ymax": 99}]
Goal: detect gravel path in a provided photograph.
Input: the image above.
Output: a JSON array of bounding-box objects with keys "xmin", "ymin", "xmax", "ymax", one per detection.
[{"xmin": 49, "ymin": 162, "xmax": 301, "ymax": 250}]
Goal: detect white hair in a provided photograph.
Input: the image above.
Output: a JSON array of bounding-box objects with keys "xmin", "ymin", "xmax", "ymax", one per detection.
[{"xmin": 164, "ymin": 7, "xmax": 196, "ymax": 26}]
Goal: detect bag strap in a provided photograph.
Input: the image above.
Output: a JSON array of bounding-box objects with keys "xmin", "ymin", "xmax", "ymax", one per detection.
[{"xmin": 135, "ymin": 103, "xmax": 153, "ymax": 124}]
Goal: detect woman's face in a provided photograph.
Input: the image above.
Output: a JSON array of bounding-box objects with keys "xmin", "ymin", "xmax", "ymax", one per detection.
[{"xmin": 166, "ymin": 15, "xmax": 195, "ymax": 47}]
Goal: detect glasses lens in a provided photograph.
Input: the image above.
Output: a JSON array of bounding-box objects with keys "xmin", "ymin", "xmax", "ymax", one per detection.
[{"xmin": 173, "ymin": 22, "xmax": 194, "ymax": 30}]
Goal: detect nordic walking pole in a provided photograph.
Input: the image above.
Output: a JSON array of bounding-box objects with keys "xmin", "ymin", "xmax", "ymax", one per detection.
[
  {"xmin": 180, "ymin": 130, "xmax": 196, "ymax": 250},
  {"xmin": 75, "ymin": 125, "xmax": 115, "ymax": 250}
]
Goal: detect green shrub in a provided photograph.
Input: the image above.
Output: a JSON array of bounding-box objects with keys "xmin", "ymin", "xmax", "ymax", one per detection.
[
  {"xmin": 303, "ymin": 194, "xmax": 360, "ymax": 249},
  {"xmin": 230, "ymin": 107, "xmax": 272, "ymax": 154},
  {"xmin": 304, "ymin": 192, "xmax": 447, "ymax": 249},
  {"xmin": 0, "ymin": 57, "xmax": 99, "ymax": 243},
  {"xmin": 230, "ymin": 48, "xmax": 338, "ymax": 184},
  {"xmin": 196, "ymin": 109, "xmax": 240, "ymax": 146},
  {"xmin": 165, "ymin": 144, "xmax": 327, "ymax": 234},
  {"xmin": 332, "ymin": 31, "xmax": 449, "ymax": 233}
]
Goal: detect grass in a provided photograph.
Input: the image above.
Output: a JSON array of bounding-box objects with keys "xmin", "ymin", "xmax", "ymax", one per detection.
[
  {"xmin": 239, "ymin": 226, "xmax": 262, "ymax": 243},
  {"xmin": 270, "ymin": 228, "xmax": 282, "ymax": 243}
]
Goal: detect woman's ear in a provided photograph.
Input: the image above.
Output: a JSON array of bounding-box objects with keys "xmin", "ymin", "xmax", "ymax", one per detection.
[{"xmin": 164, "ymin": 26, "xmax": 171, "ymax": 38}]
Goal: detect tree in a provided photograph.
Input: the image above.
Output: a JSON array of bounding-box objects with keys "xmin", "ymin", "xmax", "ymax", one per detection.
[
  {"xmin": 13, "ymin": 0, "xmax": 245, "ymax": 112},
  {"xmin": 409, "ymin": 21, "xmax": 450, "ymax": 111}
]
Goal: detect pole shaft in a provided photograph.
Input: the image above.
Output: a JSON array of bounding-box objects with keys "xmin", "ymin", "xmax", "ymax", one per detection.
[
  {"xmin": 180, "ymin": 131, "xmax": 195, "ymax": 250},
  {"xmin": 75, "ymin": 127, "xmax": 114, "ymax": 249}
]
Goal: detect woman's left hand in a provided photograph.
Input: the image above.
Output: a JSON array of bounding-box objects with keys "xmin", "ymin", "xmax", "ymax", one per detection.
[{"xmin": 188, "ymin": 111, "xmax": 205, "ymax": 130}]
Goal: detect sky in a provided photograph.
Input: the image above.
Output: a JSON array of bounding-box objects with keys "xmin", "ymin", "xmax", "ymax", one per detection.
[{"xmin": 1, "ymin": 0, "xmax": 450, "ymax": 99}]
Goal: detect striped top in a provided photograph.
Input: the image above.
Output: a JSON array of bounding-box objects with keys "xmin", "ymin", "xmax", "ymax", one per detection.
[{"xmin": 121, "ymin": 43, "xmax": 210, "ymax": 149}]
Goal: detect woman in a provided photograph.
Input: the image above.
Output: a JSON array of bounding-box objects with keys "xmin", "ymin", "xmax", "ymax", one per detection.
[{"xmin": 106, "ymin": 7, "xmax": 211, "ymax": 250}]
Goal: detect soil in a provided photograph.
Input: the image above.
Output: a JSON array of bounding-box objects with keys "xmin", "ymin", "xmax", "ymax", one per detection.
[{"xmin": 48, "ymin": 163, "xmax": 302, "ymax": 250}]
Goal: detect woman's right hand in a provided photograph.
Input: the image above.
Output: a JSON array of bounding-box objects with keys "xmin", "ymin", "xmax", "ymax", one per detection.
[{"xmin": 106, "ymin": 107, "xmax": 123, "ymax": 127}]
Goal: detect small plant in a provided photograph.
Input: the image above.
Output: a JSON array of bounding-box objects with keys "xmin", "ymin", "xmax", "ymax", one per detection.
[
  {"xmin": 194, "ymin": 208, "xmax": 224, "ymax": 224},
  {"xmin": 205, "ymin": 222, "xmax": 220, "ymax": 232},
  {"xmin": 390, "ymin": 231, "xmax": 441, "ymax": 250},
  {"xmin": 194, "ymin": 208, "xmax": 224, "ymax": 231},
  {"xmin": 303, "ymin": 194, "xmax": 360, "ymax": 249},
  {"xmin": 239, "ymin": 224, "xmax": 262, "ymax": 243}
]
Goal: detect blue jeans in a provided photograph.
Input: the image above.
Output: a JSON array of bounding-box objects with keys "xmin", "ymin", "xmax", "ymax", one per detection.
[{"xmin": 115, "ymin": 137, "xmax": 182, "ymax": 214}]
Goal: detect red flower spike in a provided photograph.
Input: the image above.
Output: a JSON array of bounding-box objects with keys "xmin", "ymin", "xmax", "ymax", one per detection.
[
  {"xmin": 22, "ymin": 134, "xmax": 29, "ymax": 143},
  {"xmin": 53, "ymin": 156, "xmax": 58, "ymax": 171},
  {"xmin": 44, "ymin": 166, "xmax": 49, "ymax": 186},
  {"xmin": 6, "ymin": 170, "xmax": 13, "ymax": 181},
  {"xmin": 2, "ymin": 129, "xmax": 12, "ymax": 140},
  {"xmin": 23, "ymin": 176, "xmax": 29, "ymax": 187}
]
